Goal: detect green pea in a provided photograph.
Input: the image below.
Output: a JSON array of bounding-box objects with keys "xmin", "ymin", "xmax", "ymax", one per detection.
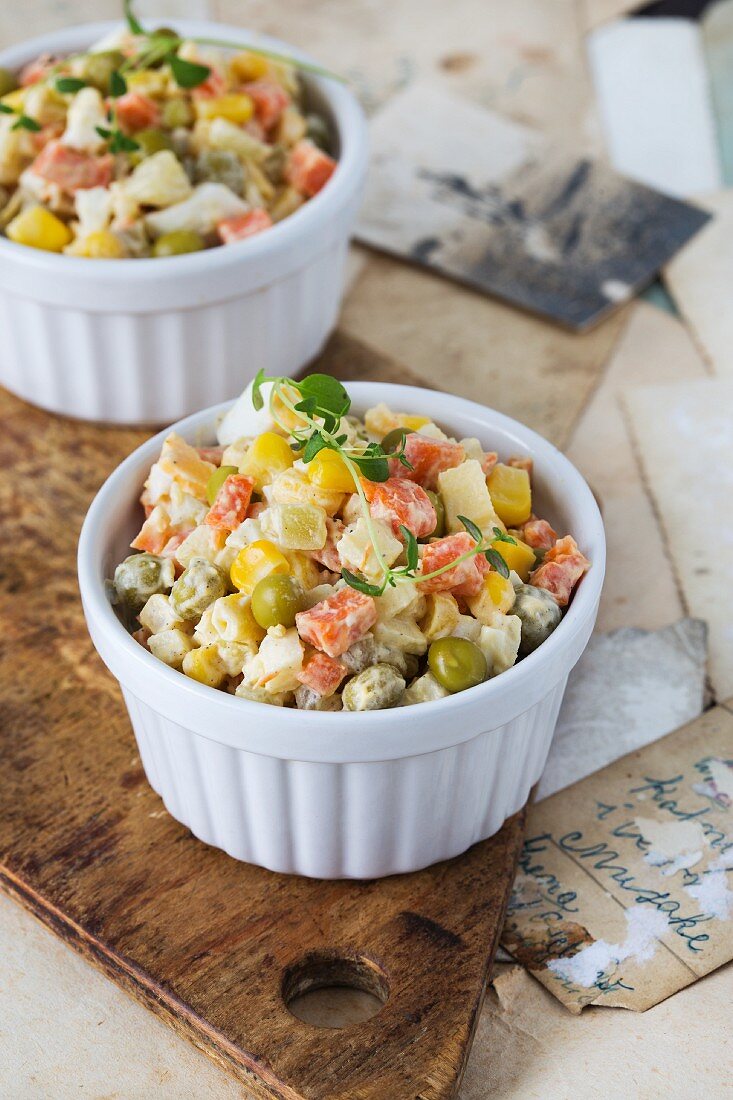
[
  {"xmin": 129, "ymin": 128, "xmax": 173, "ymax": 165},
  {"xmin": 161, "ymin": 96, "xmax": 194, "ymax": 129},
  {"xmin": 170, "ymin": 558, "xmax": 227, "ymax": 622},
  {"xmin": 251, "ymin": 574, "xmax": 305, "ymax": 629},
  {"xmin": 206, "ymin": 464, "xmax": 239, "ymax": 505},
  {"xmin": 425, "ymin": 490, "xmax": 445, "ymax": 539},
  {"xmin": 0, "ymin": 67, "xmax": 18, "ymax": 98},
  {"xmin": 79, "ymin": 50, "xmax": 125, "ymax": 93},
  {"xmin": 152, "ymin": 230, "xmax": 206, "ymax": 257},
  {"xmin": 305, "ymin": 113, "xmax": 331, "ymax": 153},
  {"xmin": 113, "ymin": 552, "xmax": 175, "ymax": 613},
  {"xmin": 428, "ymin": 637, "xmax": 487, "ymax": 694}
]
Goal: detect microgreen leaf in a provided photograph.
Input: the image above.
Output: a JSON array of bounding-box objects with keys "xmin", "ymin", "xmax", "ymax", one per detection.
[
  {"xmin": 169, "ymin": 55, "xmax": 211, "ymax": 89},
  {"xmin": 484, "ymin": 548, "xmax": 511, "ymax": 579},
  {"xmin": 0, "ymin": 103, "xmax": 13, "ymax": 114},
  {"xmin": 109, "ymin": 70, "xmax": 127, "ymax": 97},
  {"xmin": 251, "ymin": 368, "xmax": 267, "ymax": 411},
  {"xmin": 492, "ymin": 527, "xmax": 516, "ymax": 545},
  {"xmin": 341, "ymin": 569, "xmax": 384, "ymax": 598},
  {"xmin": 298, "ymin": 374, "xmax": 350, "ymax": 418},
  {"xmin": 350, "ymin": 452, "xmax": 389, "ymax": 482},
  {"xmin": 400, "ymin": 526, "xmax": 419, "ymax": 572},
  {"xmin": 109, "ymin": 130, "xmax": 140, "ymax": 152},
  {"xmin": 458, "ymin": 515, "xmax": 483, "ymax": 544},
  {"xmin": 12, "ymin": 115, "xmax": 41, "ymax": 132},
  {"xmin": 55, "ymin": 76, "xmax": 87, "ymax": 93},
  {"xmin": 302, "ymin": 431, "xmax": 330, "ymax": 464},
  {"xmin": 294, "ymin": 396, "xmax": 318, "ymax": 417},
  {"xmin": 124, "ymin": 0, "xmax": 145, "ymax": 35}
]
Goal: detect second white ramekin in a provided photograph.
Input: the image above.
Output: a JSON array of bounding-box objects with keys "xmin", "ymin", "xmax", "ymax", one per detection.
[
  {"xmin": 78, "ymin": 382, "xmax": 605, "ymax": 878},
  {"xmin": 0, "ymin": 21, "xmax": 367, "ymax": 425}
]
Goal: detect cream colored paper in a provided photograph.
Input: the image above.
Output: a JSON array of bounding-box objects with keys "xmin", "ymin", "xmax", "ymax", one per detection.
[{"xmin": 502, "ymin": 702, "xmax": 733, "ymax": 1013}]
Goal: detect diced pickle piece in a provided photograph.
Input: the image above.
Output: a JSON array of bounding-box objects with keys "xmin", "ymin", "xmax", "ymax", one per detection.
[
  {"xmin": 512, "ymin": 584, "xmax": 562, "ymax": 656},
  {"xmin": 194, "ymin": 149, "xmax": 245, "ymax": 196},
  {"xmin": 114, "ymin": 552, "xmax": 175, "ymax": 612},
  {"xmin": 170, "ymin": 557, "xmax": 228, "ymax": 622},
  {"xmin": 262, "ymin": 502, "xmax": 327, "ymax": 551},
  {"xmin": 342, "ymin": 663, "xmax": 406, "ymax": 711}
]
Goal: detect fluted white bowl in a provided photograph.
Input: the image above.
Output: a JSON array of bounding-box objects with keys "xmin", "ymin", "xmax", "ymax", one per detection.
[
  {"xmin": 0, "ymin": 21, "xmax": 367, "ymax": 424},
  {"xmin": 78, "ymin": 383, "xmax": 605, "ymax": 878}
]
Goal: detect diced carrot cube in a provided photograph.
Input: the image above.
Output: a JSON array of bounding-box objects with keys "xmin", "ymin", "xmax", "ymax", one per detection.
[
  {"xmin": 508, "ymin": 455, "xmax": 533, "ymax": 476},
  {"xmin": 418, "ymin": 532, "xmax": 484, "ymax": 596},
  {"xmin": 31, "ymin": 141, "xmax": 114, "ymax": 192},
  {"xmin": 20, "ymin": 54, "xmax": 55, "ymax": 86},
  {"xmin": 297, "ymin": 650, "xmax": 347, "ymax": 696},
  {"xmin": 295, "ymin": 587, "xmax": 377, "ymax": 658},
  {"xmin": 286, "ymin": 139, "xmax": 336, "ymax": 198},
  {"xmin": 481, "ymin": 451, "xmax": 499, "ymax": 476},
  {"xmin": 519, "ymin": 518, "xmax": 557, "ymax": 551},
  {"xmin": 389, "ymin": 435, "xmax": 465, "ymax": 491},
  {"xmin": 366, "ymin": 477, "xmax": 436, "ymax": 539},
  {"xmin": 204, "ymin": 474, "xmax": 254, "ymax": 531},
  {"xmin": 192, "ymin": 68, "xmax": 227, "ymax": 98},
  {"xmin": 242, "ymin": 79, "xmax": 290, "ymax": 130},
  {"xmin": 529, "ymin": 535, "xmax": 589, "ymax": 606},
  {"xmin": 217, "ymin": 208, "xmax": 273, "ymax": 244},
  {"xmin": 114, "ymin": 92, "xmax": 160, "ymax": 133}
]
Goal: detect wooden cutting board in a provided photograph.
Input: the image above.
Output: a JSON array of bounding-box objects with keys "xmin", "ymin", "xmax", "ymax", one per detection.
[{"xmin": 0, "ymin": 365, "xmax": 525, "ymax": 1100}]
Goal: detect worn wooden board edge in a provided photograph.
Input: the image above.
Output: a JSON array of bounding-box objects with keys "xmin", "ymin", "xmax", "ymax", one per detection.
[{"xmin": 0, "ymin": 811, "xmax": 526, "ymax": 1100}]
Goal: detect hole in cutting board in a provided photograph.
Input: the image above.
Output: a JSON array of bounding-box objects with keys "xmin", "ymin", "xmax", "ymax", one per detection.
[{"xmin": 282, "ymin": 950, "xmax": 389, "ymax": 1029}]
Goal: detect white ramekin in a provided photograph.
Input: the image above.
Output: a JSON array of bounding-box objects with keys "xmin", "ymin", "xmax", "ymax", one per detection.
[
  {"xmin": 78, "ymin": 382, "xmax": 605, "ymax": 878},
  {"xmin": 0, "ymin": 21, "xmax": 367, "ymax": 425}
]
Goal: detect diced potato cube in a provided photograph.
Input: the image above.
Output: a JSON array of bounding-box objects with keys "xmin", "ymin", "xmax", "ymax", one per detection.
[
  {"xmin": 124, "ymin": 150, "xmax": 192, "ymax": 208},
  {"xmin": 182, "ymin": 644, "xmax": 227, "ymax": 687},
  {"xmin": 261, "ymin": 502, "xmax": 327, "ymax": 550},
  {"xmin": 451, "ymin": 615, "xmax": 482, "ymax": 644},
  {"xmin": 283, "ymin": 550, "xmax": 326, "ymax": 589},
  {"xmin": 373, "ymin": 617, "xmax": 427, "ymax": 656},
  {"xmin": 235, "ymin": 680, "xmax": 289, "ymax": 706},
  {"xmin": 478, "ymin": 615, "xmax": 522, "ymax": 676},
  {"xmin": 336, "ymin": 518, "xmax": 403, "ymax": 581},
  {"xmin": 175, "ymin": 524, "xmax": 227, "ymax": 569},
  {"xmin": 374, "ymin": 580, "xmax": 424, "ymax": 622},
  {"xmin": 438, "ymin": 459, "xmax": 505, "ymax": 536},
  {"xmin": 138, "ymin": 593, "xmax": 188, "ymax": 635},
  {"xmin": 494, "ymin": 537, "xmax": 537, "ymax": 583},
  {"xmin": 420, "ymin": 592, "xmax": 461, "ymax": 641},
  {"xmin": 401, "ymin": 671, "xmax": 450, "ymax": 706},
  {"xmin": 246, "ymin": 626, "xmax": 304, "ymax": 693},
  {"xmin": 214, "ymin": 640, "xmax": 252, "ymax": 676},
  {"xmin": 148, "ymin": 628, "xmax": 195, "ymax": 669}
]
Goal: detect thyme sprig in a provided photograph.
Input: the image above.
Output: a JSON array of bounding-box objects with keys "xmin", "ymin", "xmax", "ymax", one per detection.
[
  {"xmin": 251, "ymin": 371, "xmax": 516, "ymax": 598},
  {"xmin": 0, "ymin": 102, "xmax": 42, "ymax": 132},
  {"xmin": 95, "ymin": 69, "xmax": 139, "ymax": 153}
]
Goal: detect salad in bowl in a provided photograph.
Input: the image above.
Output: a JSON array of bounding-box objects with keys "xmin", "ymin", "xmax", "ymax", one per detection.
[
  {"xmin": 111, "ymin": 373, "xmax": 591, "ymax": 712},
  {"xmin": 0, "ymin": 6, "xmax": 336, "ymax": 258}
]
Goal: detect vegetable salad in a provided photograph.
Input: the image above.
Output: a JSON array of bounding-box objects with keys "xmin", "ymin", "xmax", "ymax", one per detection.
[
  {"xmin": 112, "ymin": 375, "xmax": 591, "ymax": 711},
  {"xmin": 0, "ymin": 15, "xmax": 336, "ymax": 258}
]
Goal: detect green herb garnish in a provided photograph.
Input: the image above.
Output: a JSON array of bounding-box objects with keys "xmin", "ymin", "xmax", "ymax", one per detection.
[{"xmin": 251, "ymin": 371, "xmax": 517, "ymax": 597}]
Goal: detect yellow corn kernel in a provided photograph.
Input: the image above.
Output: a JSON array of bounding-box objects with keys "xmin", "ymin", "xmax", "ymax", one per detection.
[
  {"xmin": 230, "ymin": 539, "xmax": 290, "ymax": 594},
  {"xmin": 495, "ymin": 537, "xmax": 536, "ymax": 582},
  {"xmin": 239, "ymin": 431, "xmax": 294, "ymax": 492},
  {"xmin": 210, "ymin": 593, "xmax": 266, "ymax": 646},
  {"xmin": 401, "ymin": 415, "xmax": 430, "ymax": 431},
  {"xmin": 7, "ymin": 205, "xmax": 72, "ymax": 252},
  {"xmin": 487, "ymin": 464, "xmax": 532, "ymax": 527},
  {"xmin": 229, "ymin": 51, "xmax": 270, "ymax": 82},
  {"xmin": 420, "ymin": 592, "xmax": 461, "ymax": 642},
  {"xmin": 1, "ymin": 89, "xmax": 26, "ymax": 111},
  {"xmin": 269, "ymin": 468, "xmax": 345, "ymax": 515},
  {"xmin": 484, "ymin": 572, "xmax": 516, "ymax": 613},
  {"xmin": 307, "ymin": 448, "xmax": 355, "ymax": 494},
  {"xmin": 194, "ymin": 93, "xmax": 254, "ymax": 125},
  {"xmin": 75, "ymin": 230, "xmax": 125, "ymax": 258},
  {"xmin": 182, "ymin": 644, "xmax": 226, "ymax": 688}
]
